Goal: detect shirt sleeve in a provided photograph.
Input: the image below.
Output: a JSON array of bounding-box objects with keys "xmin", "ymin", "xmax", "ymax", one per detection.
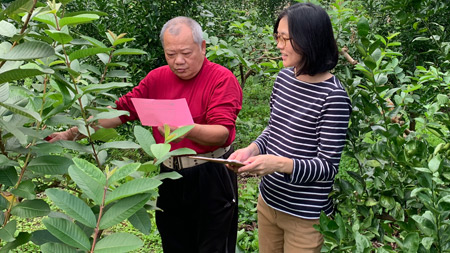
[
  {"xmin": 284, "ymin": 89, "xmax": 351, "ymax": 184},
  {"xmin": 206, "ymin": 74, "xmax": 243, "ymax": 146}
]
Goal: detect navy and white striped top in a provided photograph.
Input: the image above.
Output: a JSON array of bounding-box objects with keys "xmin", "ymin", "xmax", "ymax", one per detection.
[{"xmin": 254, "ymin": 67, "xmax": 351, "ymax": 219}]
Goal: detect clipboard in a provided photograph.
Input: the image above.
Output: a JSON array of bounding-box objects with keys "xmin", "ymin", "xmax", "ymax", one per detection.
[{"xmin": 189, "ymin": 156, "xmax": 246, "ymax": 167}]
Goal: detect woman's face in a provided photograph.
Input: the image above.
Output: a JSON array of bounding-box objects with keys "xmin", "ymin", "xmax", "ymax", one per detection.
[{"xmin": 276, "ymin": 17, "xmax": 301, "ymax": 68}]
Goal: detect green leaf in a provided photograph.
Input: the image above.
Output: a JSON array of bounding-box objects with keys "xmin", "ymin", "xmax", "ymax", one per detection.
[
  {"xmin": 128, "ymin": 208, "xmax": 151, "ymax": 235},
  {"xmin": 438, "ymin": 195, "xmax": 450, "ymax": 206},
  {"xmin": 152, "ymin": 171, "xmax": 182, "ymax": 181},
  {"xmin": 99, "ymin": 194, "xmax": 151, "ymax": 229},
  {"xmin": 105, "ymin": 178, "xmax": 161, "ymax": 205},
  {"xmin": 403, "ymin": 232, "xmax": 419, "ymax": 253},
  {"xmin": 98, "ymin": 141, "xmax": 140, "ymax": 151},
  {"xmin": 72, "ymin": 158, "xmax": 106, "ymax": 185},
  {"xmin": 428, "ymin": 155, "xmax": 441, "ymax": 173},
  {"xmin": 364, "ymin": 55, "xmax": 377, "ymax": 70},
  {"xmin": 0, "ymin": 166, "xmax": 18, "ymax": 187},
  {"xmin": 0, "ymin": 220, "xmax": 16, "ymax": 242},
  {"xmin": 44, "ymin": 30, "xmax": 73, "ymax": 44},
  {"xmin": 11, "ymin": 199, "xmax": 50, "ymax": 218},
  {"xmin": 0, "ymin": 154, "xmax": 18, "ymax": 167},
  {"xmin": 411, "ymin": 187, "xmax": 432, "ymax": 198},
  {"xmin": 0, "ymin": 20, "xmax": 17, "ymax": 37},
  {"xmin": 0, "ymin": 0, "xmax": 33, "ymax": 18},
  {"xmin": 0, "ymin": 101, "xmax": 41, "ymax": 121},
  {"xmin": 355, "ymin": 231, "xmax": 371, "ymax": 252},
  {"xmin": 0, "ymin": 194, "xmax": 7, "ymax": 209},
  {"xmin": 165, "ymin": 125, "xmax": 194, "ymax": 143},
  {"xmin": 347, "ymin": 171, "xmax": 365, "ymax": 187},
  {"xmin": 69, "ymin": 48, "xmax": 112, "ymax": 61},
  {"xmin": 68, "ymin": 165, "xmax": 104, "ymax": 205},
  {"xmin": 0, "ymin": 83, "xmax": 9, "ymax": 102},
  {"xmin": 112, "ymin": 48, "xmax": 147, "ymax": 56},
  {"xmin": 0, "ymin": 68, "xmax": 53, "ymax": 85},
  {"xmin": 52, "ymin": 140, "xmax": 93, "ymax": 154},
  {"xmin": 380, "ymin": 195, "xmax": 396, "ymax": 211},
  {"xmin": 413, "ymin": 167, "xmax": 431, "ymax": 173},
  {"xmin": 59, "ymin": 14, "xmax": 99, "ymax": 27},
  {"xmin": 28, "ymin": 155, "xmax": 73, "ymax": 175},
  {"xmin": 0, "ymin": 232, "xmax": 31, "ymax": 253},
  {"xmin": 94, "ymin": 233, "xmax": 143, "ymax": 253},
  {"xmin": 134, "ymin": 125, "xmax": 156, "ymax": 157},
  {"xmin": 43, "ymin": 217, "xmax": 91, "ymax": 251},
  {"xmin": 421, "ymin": 237, "xmax": 434, "ymax": 250},
  {"xmin": 167, "ymin": 148, "xmax": 196, "ymax": 157},
  {"xmin": 357, "ymin": 17, "xmax": 369, "ymax": 37},
  {"xmin": 412, "ymin": 211, "xmax": 437, "ymax": 236},
  {"xmin": 90, "ymin": 128, "xmax": 118, "ymax": 142},
  {"xmin": 0, "ymin": 41, "xmax": 55, "ymax": 60},
  {"xmin": 30, "ymin": 230, "xmax": 61, "ymax": 246},
  {"xmin": 89, "ymin": 109, "xmax": 129, "ymax": 122},
  {"xmin": 32, "ymin": 13, "xmax": 57, "ymax": 28},
  {"xmin": 365, "ymin": 197, "xmax": 378, "ymax": 207},
  {"xmin": 412, "ymin": 37, "xmax": 430, "ymax": 42},
  {"xmin": 45, "ymin": 188, "xmax": 97, "ymax": 228},
  {"xmin": 81, "ymin": 82, "xmax": 133, "ymax": 94},
  {"xmin": 107, "ymin": 163, "xmax": 141, "ymax": 185},
  {"xmin": 41, "ymin": 242, "xmax": 77, "ymax": 253},
  {"xmin": 105, "ymin": 70, "xmax": 130, "ymax": 78},
  {"xmin": 79, "ymin": 35, "xmax": 107, "ymax": 48},
  {"xmin": 151, "ymin": 144, "xmax": 171, "ymax": 161},
  {"xmin": 112, "ymin": 38, "xmax": 135, "ymax": 46},
  {"xmin": 11, "ymin": 180, "xmax": 35, "ymax": 200}
]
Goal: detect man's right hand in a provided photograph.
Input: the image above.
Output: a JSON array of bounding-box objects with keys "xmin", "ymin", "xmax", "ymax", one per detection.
[{"xmin": 47, "ymin": 128, "xmax": 77, "ymax": 143}]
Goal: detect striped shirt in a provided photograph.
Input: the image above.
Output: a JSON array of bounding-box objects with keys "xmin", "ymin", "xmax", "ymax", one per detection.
[{"xmin": 254, "ymin": 68, "xmax": 351, "ymax": 219}]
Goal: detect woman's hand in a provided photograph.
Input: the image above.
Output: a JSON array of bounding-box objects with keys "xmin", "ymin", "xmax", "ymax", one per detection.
[
  {"xmin": 237, "ymin": 154, "xmax": 293, "ymax": 176},
  {"xmin": 227, "ymin": 143, "xmax": 260, "ymax": 172}
]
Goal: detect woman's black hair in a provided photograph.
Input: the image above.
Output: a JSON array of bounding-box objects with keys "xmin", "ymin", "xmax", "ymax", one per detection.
[{"xmin": 274, "ymin": 3, "xmax": 338, "ymax": 76}]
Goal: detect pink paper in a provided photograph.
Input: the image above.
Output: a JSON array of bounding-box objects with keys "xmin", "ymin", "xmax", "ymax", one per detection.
[{"xmin": 131, "ymin": 98, "xmax": 194, "ymax": 127}]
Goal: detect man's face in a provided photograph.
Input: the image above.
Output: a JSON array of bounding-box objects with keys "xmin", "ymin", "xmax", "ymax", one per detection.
[{"xmin": 163, "ymin": 24, "xmax": 206, "ymax": 80}]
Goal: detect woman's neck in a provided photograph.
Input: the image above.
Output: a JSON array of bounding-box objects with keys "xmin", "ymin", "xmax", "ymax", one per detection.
[{"xmin": 295, "ymin": 71, "xmax": 332, "ymax": 83}]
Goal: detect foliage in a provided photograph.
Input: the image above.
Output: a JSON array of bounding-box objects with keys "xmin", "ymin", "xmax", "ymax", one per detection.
[
  {"xmin": 315, "ymin": 0, "xmax": 450, "ymax": 252},
  {"xmin": 65, "ymin": 0, "xmax": 204, "ymax": 85},
  {"xmin": 0, "ymin": 0, "xmax": 195, "ymax": 252},
  {"xmin": 204, "ymin": 8, "xmax": 283, "ymax": 88},
  {"xmin": 2, "ymin": 0, "xmax": 449, "ymax": 252},
  {"xmin": 236, "ymin": 175, "xmax": 259, "ymax": 253}
]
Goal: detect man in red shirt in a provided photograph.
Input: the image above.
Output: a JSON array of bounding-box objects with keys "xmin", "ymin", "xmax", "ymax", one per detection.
[{"xmin": 50, "ymin": 16, "xmax": 243, "ymax": 252}]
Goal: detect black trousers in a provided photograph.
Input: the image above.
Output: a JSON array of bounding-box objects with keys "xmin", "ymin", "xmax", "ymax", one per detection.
[{"xmin": 156, "ymin": 151, "xmax": 238, "ymax": 253}]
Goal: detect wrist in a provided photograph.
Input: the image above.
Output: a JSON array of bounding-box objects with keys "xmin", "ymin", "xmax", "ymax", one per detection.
[
  {"xmin": 248, "ymin": 143, "xmax": 260, "ymax": 156},
  {"xmin": 279, "ymin": 158, "xmax": 293, "ymax": 174}
]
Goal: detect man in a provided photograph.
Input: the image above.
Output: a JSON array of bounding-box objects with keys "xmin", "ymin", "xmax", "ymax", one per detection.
[{"xmin": 50, "ymin": 16, "xmax": 242, "ymax": 253}]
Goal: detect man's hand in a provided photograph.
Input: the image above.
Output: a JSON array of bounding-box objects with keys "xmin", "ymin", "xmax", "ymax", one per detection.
[{"xmin": 47, "ymin": 128, "xmax": 77, "ymax": 143}]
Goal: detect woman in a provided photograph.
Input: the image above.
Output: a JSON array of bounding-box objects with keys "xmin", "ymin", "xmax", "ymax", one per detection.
[{"xmin": 229, "ymin": 3, "xmax": 351, "ymax": 252}]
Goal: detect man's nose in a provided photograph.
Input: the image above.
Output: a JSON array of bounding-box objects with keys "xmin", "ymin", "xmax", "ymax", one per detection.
[{"xmin": 175, "ymin": 54, "xmax": 185, "ymax": 64}]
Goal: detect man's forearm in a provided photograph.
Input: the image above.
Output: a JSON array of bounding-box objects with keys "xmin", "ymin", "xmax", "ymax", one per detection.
[{"xmin": 186, "ymin": 124, "xmax": 229, "ymax": 146}]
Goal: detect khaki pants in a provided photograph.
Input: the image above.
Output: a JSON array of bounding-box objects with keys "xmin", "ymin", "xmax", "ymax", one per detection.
[{"xmin": 257, "ymin": 195, "xmax": 323, "ymax": 253}]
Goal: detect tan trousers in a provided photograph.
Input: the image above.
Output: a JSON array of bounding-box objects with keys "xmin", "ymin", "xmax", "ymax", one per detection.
[{"xmin": 257, "ymin": 195, "xmax": 323, "ymax": 253}]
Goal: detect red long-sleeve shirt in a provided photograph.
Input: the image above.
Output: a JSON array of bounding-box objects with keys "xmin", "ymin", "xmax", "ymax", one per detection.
[{"xmin": 115, "ymin": 58, "xmax": 243, "ymax": 154}]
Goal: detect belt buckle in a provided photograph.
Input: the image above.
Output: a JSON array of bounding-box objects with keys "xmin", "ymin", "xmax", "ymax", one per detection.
[{"xmin": 173, "ymin": 157, "xmax": 182, "ymax": 170}]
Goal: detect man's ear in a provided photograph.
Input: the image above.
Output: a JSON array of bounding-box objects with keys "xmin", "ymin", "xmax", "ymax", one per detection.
[{"xmin": 201, "ymin": 40, "xmax": 206, "ymax": 56}]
